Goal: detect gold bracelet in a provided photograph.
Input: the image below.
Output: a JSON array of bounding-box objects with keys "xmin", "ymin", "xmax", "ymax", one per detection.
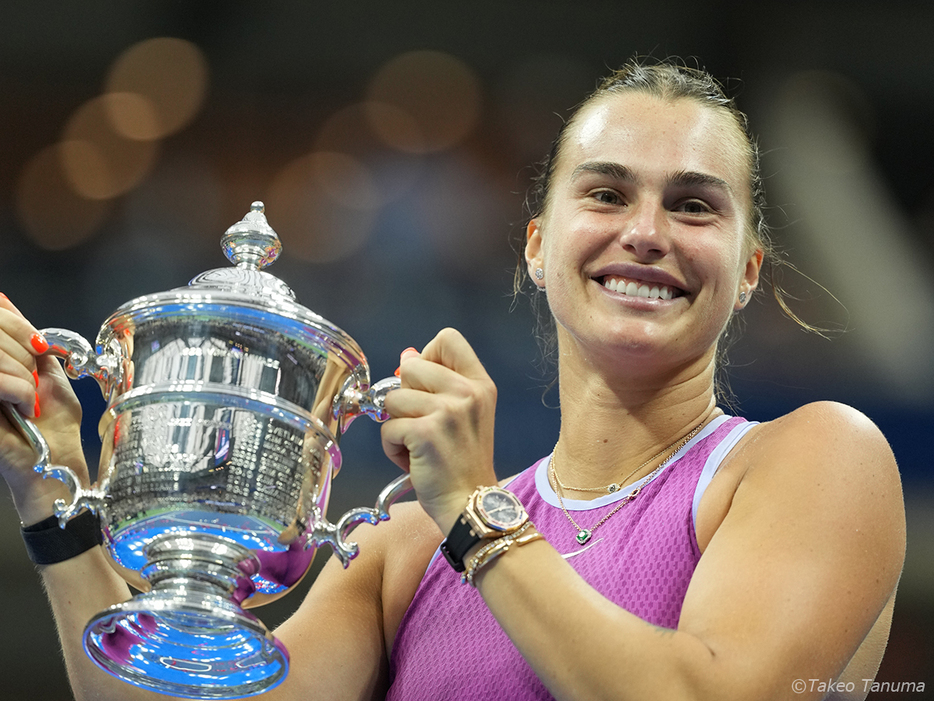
[{"xmin": 461, "ymin": 522, "xmax": 544, "ymax": 586}]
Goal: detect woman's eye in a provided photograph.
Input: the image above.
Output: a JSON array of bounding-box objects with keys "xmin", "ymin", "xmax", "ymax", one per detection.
[
  {"xmin": 593, "ymin": 190, "xmax": 621, "ymax": 205},
  {"xmin": 676, "ymin": 199, "xmax": 712, "ymax": 215}
]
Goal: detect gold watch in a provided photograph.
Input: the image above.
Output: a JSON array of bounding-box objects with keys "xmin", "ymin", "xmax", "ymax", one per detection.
[{"xmin": 440, "ymin": 486, "xmax": 529, "ymax": 572}]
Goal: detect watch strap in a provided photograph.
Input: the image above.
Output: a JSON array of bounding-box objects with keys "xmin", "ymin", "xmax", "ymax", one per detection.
[
  {"xmin": 21, "ymin": 510, "xmax": 103, "ymax": 565},
  {"xmin": 440, "ymin": 515, "xmax": 481, "ymax": 573}
]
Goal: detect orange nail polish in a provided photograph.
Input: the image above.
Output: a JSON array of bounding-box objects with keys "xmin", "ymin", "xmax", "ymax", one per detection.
[
  {"xmin": 400, "ymin": 347, "xmax": 419, "ymax": 361},
  {"xmin": 394, "ymin": 367, "xmax": 401, "ymax": 377},
  {"xmin": 30, "ymin": 333, "xmax": 49, "ymax": 354},
  {"xmin": 33, "ymin": 370, "xmax": 39, "ymax": 387},
  {"xmin": 34, "ymin": 394, "xmax": 41, "ymax": 419}
]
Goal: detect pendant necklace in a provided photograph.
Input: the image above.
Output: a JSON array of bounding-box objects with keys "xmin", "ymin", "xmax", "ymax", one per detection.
[{"xmin": 550, "ymin": 422, "xmax": 704, "ymax": 545}]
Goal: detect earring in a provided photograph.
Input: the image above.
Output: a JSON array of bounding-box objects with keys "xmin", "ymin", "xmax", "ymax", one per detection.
[
  {"xmin": 738, "ymin": 291, "xmax": 747, "ymax": 305},
  {"xmin": 534, "ymin": 268, "xmax": 544, "ymax": 280}
]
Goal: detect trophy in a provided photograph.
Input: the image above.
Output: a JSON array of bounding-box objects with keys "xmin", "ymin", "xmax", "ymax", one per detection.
[{"xmin": 2, "ymin": 202, "xmax": 412, "ymax": 698}]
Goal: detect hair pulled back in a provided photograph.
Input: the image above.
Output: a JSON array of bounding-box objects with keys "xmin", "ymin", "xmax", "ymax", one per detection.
[{"xmin": 518, "ymin": 57, "xmax": 822, "ymax": 404}]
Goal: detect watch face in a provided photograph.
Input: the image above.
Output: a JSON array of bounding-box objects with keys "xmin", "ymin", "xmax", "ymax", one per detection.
[{"xmin": 477, "ymin": 489, "xmax": 524, "ymax": 531}]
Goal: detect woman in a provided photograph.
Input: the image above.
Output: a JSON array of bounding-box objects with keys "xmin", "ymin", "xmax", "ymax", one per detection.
[{"xmin": 0, "ymin": 59, "xmax": 905, "ymax": 700}]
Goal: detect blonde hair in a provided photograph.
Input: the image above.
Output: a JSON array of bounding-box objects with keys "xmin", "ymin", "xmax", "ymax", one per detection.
[{"xmin": 517, "ymin": 57, "xmax": 829, "ymax": 403}]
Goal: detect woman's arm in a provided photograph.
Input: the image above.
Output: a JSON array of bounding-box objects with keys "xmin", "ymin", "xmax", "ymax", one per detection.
[{"xmin": 472, "ymin": 401, "xmax": 905, "ymax": 701}]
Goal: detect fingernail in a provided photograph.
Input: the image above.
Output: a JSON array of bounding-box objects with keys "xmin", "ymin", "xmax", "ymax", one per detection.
[
  {"xmin": 30, "ymin": 333, "xmax": 49, "ymax": 354},
  {"xmin": 400, "ymin": 347, "xmax": 419, "ymax": 361},
  {"xmin": 0, "ymin": 292, "xmax": 8, "ymax": 301},
  {"xmin": 34, "ymin": 393, "xmax": 41, "ymax": 419},
  {"xmin": 32, "ymin": 370, "xmax": 39, "ymax": 387},
  {"xmin": 394, "ymin": 366, "xmax": 401, "ymax": 377}
]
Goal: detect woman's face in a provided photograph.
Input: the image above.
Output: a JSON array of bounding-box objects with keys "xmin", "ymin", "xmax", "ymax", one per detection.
[{"xmin": 526, "ymin": 92, "xmax": 762, "ymax": 372}]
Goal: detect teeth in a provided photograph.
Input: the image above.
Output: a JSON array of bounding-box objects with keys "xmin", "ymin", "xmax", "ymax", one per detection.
[{"xmin": 603, "ymin": 276, "xmax": 676, "ymax": 300}]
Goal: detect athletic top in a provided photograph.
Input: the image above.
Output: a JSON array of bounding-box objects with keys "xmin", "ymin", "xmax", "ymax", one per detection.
[{"xmin": 386, "ymin": 415, "xmax": 757, "ymax": 701}]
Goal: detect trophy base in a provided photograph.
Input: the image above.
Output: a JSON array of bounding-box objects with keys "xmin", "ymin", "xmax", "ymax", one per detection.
[{"xmin": 83, "ymin": 534, "xmax": 290, "ymax": 699}]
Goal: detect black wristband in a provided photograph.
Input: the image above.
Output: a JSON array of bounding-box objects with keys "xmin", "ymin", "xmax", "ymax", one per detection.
[
  {"xmin": 440, "ymin": 516, "xmax": 482, "ymax": 573},
  {"xmin": 21, "ymin": 510, "xmax": 103, "ymax": 565}
]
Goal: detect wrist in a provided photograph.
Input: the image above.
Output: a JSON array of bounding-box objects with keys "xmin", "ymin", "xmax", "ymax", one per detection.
[
  {"xmin": 439, "ymin": 485, "xmax": 529, "ymax": 573},
  {"xmin": 434, "ymin": 489, "xmax": 483, "ymax": 537},
  {"xmin": 21, "ymin": 510, "xmax": 103, "ymax": 565},
  {"xmin": 12, "ymin": 479, "xmax": 75, "ymax": 527}
]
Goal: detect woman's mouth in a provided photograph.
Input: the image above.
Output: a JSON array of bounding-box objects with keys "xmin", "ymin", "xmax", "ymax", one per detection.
[{"xmin": 598, "ymin": 275, "xmax": 683, "ymax": 301}]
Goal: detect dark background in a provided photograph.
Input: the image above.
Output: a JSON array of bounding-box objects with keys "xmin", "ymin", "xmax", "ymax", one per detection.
[{"xmin": 0, "ymin": 2, "xmax": 931, "ymax": 699}]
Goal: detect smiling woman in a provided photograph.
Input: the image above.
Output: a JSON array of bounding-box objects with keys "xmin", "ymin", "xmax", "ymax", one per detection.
[
  {"xmin": 519, "ymin": 61, "xmax": 823, "ymax": 400},
  {"xmin": 525, "ymin": 89, "xmax": 760, "ymax": 380},
  {"xmin": 0, "ymin": 57, "xmax": 906, "ymax": 701}
]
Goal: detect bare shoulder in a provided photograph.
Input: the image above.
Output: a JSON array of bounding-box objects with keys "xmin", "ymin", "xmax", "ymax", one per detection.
[
  {"xmin": 760, "ymin": 399, "xmax": 890, "ymax": 443},
  {"xmin": 736, "ymin": 401, "xmax": 897, "ymax": 483},
  {"xmin": 700, "ymin": 401, "xmax": 903, "ymax": 548},
  {"xmin": 737, "ymin": 401, "xmax": 905, "ymax": 541}
]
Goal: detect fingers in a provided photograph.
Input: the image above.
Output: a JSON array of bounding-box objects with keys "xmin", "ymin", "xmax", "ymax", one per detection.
[
  {"xmin": 420, "ymin": 328, "xmax": 490, "ymax": 381},
  {"xmin": 0, "ymin": 294, "xmax": 42, "ymax": 417},
  {"xmin": 380, "ymin": 417, "xmax": 413, "ymax": 473},
  {"xmin": 395, "ymin": 329, "xmax": 492, "ymax": 393},
  {"xmin": 0, "ymin": 295, "xmax": 42, "ymax": 358}
]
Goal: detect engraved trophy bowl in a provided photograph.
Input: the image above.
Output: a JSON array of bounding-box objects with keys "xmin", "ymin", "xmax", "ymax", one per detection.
[{"xmin": 1, "ymin": 202, "xmax": 412, "ymax": 699}]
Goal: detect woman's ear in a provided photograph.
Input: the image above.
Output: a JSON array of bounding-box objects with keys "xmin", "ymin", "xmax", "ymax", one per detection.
[
  {"xmin": 736, "ymin": 247, "xmax": 764, "ymax": 309},
  {"xmin": 526, "ymin": 219, "xmax": 544, "ymax": 285}
]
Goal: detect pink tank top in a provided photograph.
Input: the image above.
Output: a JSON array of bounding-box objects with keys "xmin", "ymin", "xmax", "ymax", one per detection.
[{"xmin": 386, "ymin": 415, "xmax": 755, "ymax": 701}]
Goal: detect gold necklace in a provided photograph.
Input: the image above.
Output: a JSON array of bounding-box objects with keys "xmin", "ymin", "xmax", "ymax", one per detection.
[
  {"xmin": 557, "ymin": 436, "xmax": 687, "ymax": 495},
  {"xmin": 550, "ymin": 422, "xmax": 704, "ymax": 545}
]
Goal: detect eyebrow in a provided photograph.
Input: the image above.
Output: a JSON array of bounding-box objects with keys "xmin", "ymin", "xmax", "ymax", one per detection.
[
  {"xmin": 570, "ymin": 161, "xmax": 734, "ymax": 194},
  {"xmin": 570, "ymin": 161, "xmax": 635, "ymax": 182}
]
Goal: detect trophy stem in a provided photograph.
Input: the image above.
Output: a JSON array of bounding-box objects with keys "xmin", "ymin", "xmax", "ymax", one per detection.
[{"xmin": 83, "ymin": 534, "xmax": 289, "ymax": 699}]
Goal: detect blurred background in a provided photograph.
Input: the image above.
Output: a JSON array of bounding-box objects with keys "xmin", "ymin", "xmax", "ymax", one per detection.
[{"xmin": 0, "ymin": 2, "xmax": 931, "ymax": 699}]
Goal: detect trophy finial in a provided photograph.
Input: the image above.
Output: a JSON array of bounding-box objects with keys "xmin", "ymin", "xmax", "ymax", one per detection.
[{"xmin": 221, "ymin": 201, "xmax": 282, "ymax": 270}]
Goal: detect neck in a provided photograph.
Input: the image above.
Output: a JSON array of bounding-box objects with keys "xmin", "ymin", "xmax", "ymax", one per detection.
[{"xmin": 552, "ymin": 338, "xmax": 721, "ymax": 493}]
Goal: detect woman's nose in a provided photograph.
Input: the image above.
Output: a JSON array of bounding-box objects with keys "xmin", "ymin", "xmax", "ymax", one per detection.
[{"xmin": 618, "ymin": 202, "xmax": 669, "ymax": 259}]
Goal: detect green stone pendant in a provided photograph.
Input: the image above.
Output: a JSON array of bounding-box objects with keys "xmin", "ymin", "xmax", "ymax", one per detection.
[{"xmin": 576, "ymin": 529, "xmax": 592, "ymax": 545}]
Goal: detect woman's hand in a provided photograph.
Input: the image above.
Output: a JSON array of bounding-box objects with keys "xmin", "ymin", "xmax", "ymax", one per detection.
[
  {"xmin": 0, "ymin": 295, "xmax": 87, "ymax": 525},
  {"xmin": 380, "ymin": 328, "xmax": 499, "ymax": 535}
]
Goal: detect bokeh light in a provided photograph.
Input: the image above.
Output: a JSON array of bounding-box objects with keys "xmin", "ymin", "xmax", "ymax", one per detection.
[
  {"xmin": 314, "ymin": 103, "xmax": 424, "ymax": 205},
  {"xmin": 267, "ymin": 152, "xmax": 379, "ymax": 263},
  {"xmin": 105, "ymin": 37, "xmax": 209, "ymax": 140},
  {"xmin": 61, "ymin": 94, "xmax": 160, "ymax": 200},
  {"xmin": 366, "ymin": 50, "xmax": 481, "ymax": 154},
  {"xmin": 103, "ymin": 92, "xmax": 162, "ymax": 142},
  {"xmin": 15, "ymin": 143, "xmax": 111, "ymax": 250}
]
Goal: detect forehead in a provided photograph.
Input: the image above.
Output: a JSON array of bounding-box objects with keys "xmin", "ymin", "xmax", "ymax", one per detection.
[{"xmin": 560, "ymin": 92, "xmax": 749, "ymax": 190}]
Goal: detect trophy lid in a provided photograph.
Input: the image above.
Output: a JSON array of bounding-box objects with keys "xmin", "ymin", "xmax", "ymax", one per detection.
[
  {"xmin": 100, "ymin": 201, "xmax": 369, "ymax": 379},
  {"xmin": 187, "ymin": 201, "xmax": 295, "ymax": 299}
]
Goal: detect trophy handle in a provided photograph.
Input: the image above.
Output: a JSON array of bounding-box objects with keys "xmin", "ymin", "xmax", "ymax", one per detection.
[
  {"xmin": 0, "ymin": 402, "xmax": 106, "ymax": 524},
  {"xmin": 0, "ymin": 328, "xmax": 118, "ymax": 524},
  {"xmin": 311, "ymin": 472, "xmax": 413, "ymax": 567},
  {"xmin": 315, "ymin": 375, "xmax": 413, "ymax": 567},
  {"xmin": 335, "ymin": 375, "xmax": 399, "ymax": 430},
  {"xmin": 38, "ymin": 327, "xmax": 122, "ymax": 391}
]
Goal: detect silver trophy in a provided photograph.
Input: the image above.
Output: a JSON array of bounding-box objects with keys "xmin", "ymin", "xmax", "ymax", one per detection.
[{"xmin": 2, "ymin": 202, "xmax": 412, "ymax": 698}]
